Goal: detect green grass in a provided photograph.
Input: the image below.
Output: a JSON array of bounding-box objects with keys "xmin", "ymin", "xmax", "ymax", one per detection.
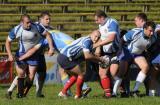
[{"xmin": 1, "ymin": 82, "xmax": 160, "ymax": 105}]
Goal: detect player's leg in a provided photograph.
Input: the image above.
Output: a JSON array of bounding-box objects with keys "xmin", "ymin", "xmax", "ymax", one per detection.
[
  {"xmin": 99, "ymin": 66, "xmax": 111, "ymax": 98},
  {"xmin": 148, "ymin": 66, "xmax": 158, "ymax": 96},
  {"xmin": 120, "ymin": 70, "xmax": 130, "ymax": 97},
  {"xmin": 59, "ymin": 63, "xmax": 91, "ymax": 97},
  {"xmin": 59, "ymin": 65, "xmax": 84, "ymax": 98},
  {"xmin": 69, "ymin": 65, "xmax": 84, "ymax": 99},
  {"xmin": 149, "ymin": 54, "xmax": 160, "ymax": 96},
  {"xmin": 155, "ymin": 67, "xmax": 160, "ymax": 96},
  {"xmin": 59, "ymin": 68, "xmax": 73, "ymax": 96},
  {"xmin": 36, "ymin": 54, "xmax": 46, "ymax": 97},
  {"xmin": 24, "ymin": 65, "xmax": 37, "ymax": 96},
  {"xmin": 16, "ymin": 64, "xmax": 26, "ymax": 98},
  {"xmin": 112, "ymin": 61, "xmax": 128, "ymax": 96},
  {"xmin": 6, "ymin": 76, "xmax": 18, "ymax": 99},
  {"xmin": 133, "ymin": 56, "xmax": 149, "ymax": 95},
  {"xmin": 57, "ymin": 54, "xmax": 84, "ymax": 99}
]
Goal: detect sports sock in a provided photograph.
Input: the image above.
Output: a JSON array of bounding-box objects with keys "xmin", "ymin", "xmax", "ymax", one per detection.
[
  {"xmin": 17, "ymin": 77, "xmax": 25, "ymax": 96},
  {"xmin": 101, "ymin": 76, "xmax": 111, "ymax": 97},
  {"xmin": 8, "ymin": 76, "xmax": 18, "ymax": 92},
  {"xmin": 61, "ymin": 74, "xmax": 72, "ymax": 96},
  {"xmin": 76, "ymin": 76, "xmax": 84, "ymax": 96},
  {"xmin": 24, "ymin": 78, "xmax": 33, "ymax": 96},
  {"xmin": 133, "ymin": 71, "xmax": 146, "ymax": 91},
  {"xmin": 122, "ymin": 78, "xmax": 130, "ymax": 94},
  {"xmin": 149, "ymin": 89, "xmax": 156, "ymax": 96},
  {"xmin": 62, "ymin": 76, "xmax": 77, "ymax": 94},
  {"xmin": 113, "ymin": 76, "xmax": 122, "ymax": 95},
  {"xmin": 36, "ymin": 72, "xmax": 46, "ymax": 96}
]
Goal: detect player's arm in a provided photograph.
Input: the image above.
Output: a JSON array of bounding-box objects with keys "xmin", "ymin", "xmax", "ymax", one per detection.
[
  {"xmin": 83, "ymin": 51, "xmax": 104, "ymax": 63},
  {"xmin": 18, "ymin": 44, "xmax": 41, "ymax": 61},
  {"xmin": 5, "ymin": 38, "xmax": 13, "ymax": 61},
  {"xmin": 37, "ymin": 24, "xmax": 54, "ymax": 56},
  {"xmin": 43, "ymin": 31, "xmax": 55, "ymax": 56},
  {"xmin": 94, "ymin": 21, "xmax": 119, "ymax": 48},
  {"xmin": 117, "ymin": 30, "xmax": 133, "ymax": 55},
  {"xmin": 94, "ymin": 46, "xmax": 101, "ymax": 57},
  {"xmin": 5, "ymin": 28, "xmax": 16, "ymax": 61},
  {"xmin": 82, "ymin": 40, "xmax": 103, "ymax": 63},
  {"xmin": 93, "ymin": 33, "xmax": 115, "ymax": 48}
]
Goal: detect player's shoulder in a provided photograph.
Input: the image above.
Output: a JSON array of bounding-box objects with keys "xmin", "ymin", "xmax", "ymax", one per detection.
[
  {"xmin": 11, "ymin": 24, "xmax": 23, "ymax": 34},
  {"xmin": 128, "ymin": 28, "xmax": 142, "ymax": 35},
  {"xmin": 14, "ymin": 24, "xmax": 22, "ymax": 30},
  {"xmin": 108, "ymin": 17, "xmax": 118, "ymax": 24},
  {"xmin": 82, "ymin": 36, "xmax": 92, "ymax": 45}
]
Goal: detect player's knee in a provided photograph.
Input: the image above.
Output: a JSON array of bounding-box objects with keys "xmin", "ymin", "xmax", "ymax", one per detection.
[
  {"xmin": 141, "ymin": 64, "xmax": 149, "ymax": 73},
  {"xmin": 99, "ymin": 71, "xmax": 107, "ymax": 79}
]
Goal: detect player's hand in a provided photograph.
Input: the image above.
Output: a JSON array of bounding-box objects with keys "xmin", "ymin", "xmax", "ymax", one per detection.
[
  {"xmin": 8, "ymin": 55, "xmax": 14, "ymax": 62},
  {"xmin": 15, "ymin": 56, "xmax": 20, "ymax": 61},
  {"xmin": 99, "ymin": 55, "xmax": 111, "ymax": 69},
  {"xmin": 48, "ymin": 48, "xmax": 54, "ymax": 56},
  {"xmin": 102, "ymin": 55, "xmax": 110, "ymax": 64}
]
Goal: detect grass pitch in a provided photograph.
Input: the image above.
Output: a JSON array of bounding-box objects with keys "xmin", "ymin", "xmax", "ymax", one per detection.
[{"xmin": 0, "ymin": 82, "xmax": 160, "ymax": 105}]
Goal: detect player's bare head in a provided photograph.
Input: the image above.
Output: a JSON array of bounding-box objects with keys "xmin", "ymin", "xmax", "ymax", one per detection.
[
  {"xmin": 90, "ymin": 30, "xmax": 101, "ymax": 43},
  {"xmin": 39, "ymin": 11, "xmax": 51, "ymax": 18},
  {"xmin": 94, "ymin": 10, "xmax": 107, "ymax": 24},
  {"xmin": 136, "ymin": 13, "xmax": 147, "ymax": 22},
  {"xmin": 20, "ymin": 14, "xmax": 31, "ymax": 29},
  {"xmin": 20, "ymin": 14, "xmax": 30, "ymax": 22},
  {"xmin": 135, "ymin": 13, "xmax": 147, "ymax": 28},
  {"xmin": 94, "ymin": 9, "xmax": 107, "ymax": 18},
  {"xmin": 39, "ymin": 11, "xmax": 51, "ymax": 26},
  {"xmin": 143, "ymin": 21, "xmax": 156, "ymax": 38}
]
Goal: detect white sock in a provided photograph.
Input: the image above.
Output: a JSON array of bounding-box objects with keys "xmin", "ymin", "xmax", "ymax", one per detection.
[
  {"xmin": 149, "ymin": 90, "xmax": 156, "ymax": 96},
  {"xmin": 113, "ymin": 76, "xmax": 122, "ymax": 95},
  {"xmin": 133, "ymin": 71, "xmax": 146, "ymax": 91},
  {"xmin": 136, "ymin": 71, "xmax": 146, "ymax": 83},
  {"xmin": 8, "ymin": 76, "xmax": 18, "ymax": 92}
]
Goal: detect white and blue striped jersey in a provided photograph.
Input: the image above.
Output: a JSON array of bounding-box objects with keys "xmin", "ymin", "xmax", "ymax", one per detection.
[
  {"xmin": 60, "ymin": 36, "xmax": 93, "ymax": 60},
  {"xmin": 99, "ymin": 17, "xmax": 120, "ymax": 53},
  {"xmin": 123, "ymin": 28, "xmax": 157, "ymax": 54},
  {"xmin": 8, "ymin": 23, "xmax": 46, "ymax": 53}
]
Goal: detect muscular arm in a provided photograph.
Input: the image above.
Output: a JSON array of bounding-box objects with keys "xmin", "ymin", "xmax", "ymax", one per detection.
[
  {"xmin": 94, "ymin": 46, "xmax": 101, "ymax": 57},
  {"xmin": 44, "ymin": 31, "xmax": 54, "ymax": 56},
  {"xmin": 93, "ymin": 33, "xmax": 115, "ymax": 48},
  {"xmin": 18, "ymin": 44, "xmax": 41, "ymax": 61},
  {"xmin": 5, "ymin": 38, "xmax": 14, "ymax": 61},
  {"xmin": 83, "ymin": 51, "xmax": 103, "ymax": 63},
  {"xmin": 19, "ymin": 31, "xmax": 54, "ymax": 61}
]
